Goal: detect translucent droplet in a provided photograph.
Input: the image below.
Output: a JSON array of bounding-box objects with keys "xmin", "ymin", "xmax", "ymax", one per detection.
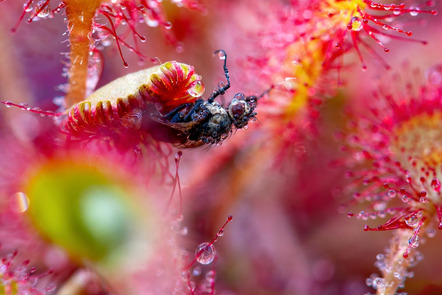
[
  {"xmin": 192, "ymin": 266, "xmax": 201, "ymax": 276},
  {"xmin": 24, "ymin": 3, "xmax": 34, "ymax": 12},
  {"xmin": 217, "ymin": 51, "xmax": 226, "ymax": 60},
  {"xmin": 373, "ymin": 201, "xmax": 386, "ymax": 211},
  {"xmin": 234, "ymin": 93, "xmax": 245, "ymax": 100},
  {"xmin": 409, "ymin": 7, "xmax": 420, "ymax": 16},
  {"xmin": 217, "ymin": 229, "xmax": 224, "ymax": 237},
  {"xmin": 387, "ymin": 189, "xmax": 396, "ymax": 199},
  {"xmin": 4, "ymin": 101, "xmax": 13, "ymax": 108},
  {"xmin": 195, "ymin": 242, "xmax": 216, "ymax": 265},
  {"xmin": 145, "ymin": 15, "xmax": 159, "ymax": 27},
  {"xmin": 10, "ymin": 192, "xmax": 30, "ymax": 213},
  {"xmin": 349, "ymin": 17, "xmax": 363, "ymax": 31},
  {"xmin": 175, "ymin": 43, "xmax": 184, "ymax": 53},
  {"xmin": 36, "ymin": 1, "xmax": 51, "ymax": 18},
  {"xmin": 163, "ymin": 21, "xmax": 172, "ymax": 29},
  {"xmin": 426, "ymin": 227, "xmax": 436, "ymax": 238},
  {"xmin": 405, "ymin": 215, "xmax": 419, "ymax": 227},
  {"xmin": 187, "ymin": 81, "xmax": 205, "ymax": 97},
  {"xmin": 372, "ymin": 277, "xmax": 385, "ymax": 289},
  {"xmin": 376, "ymin": 254, "xmax": 385, "ymax": 261},
  {"xmin": 408, "ymin": 235, "xmax": 419, "ymax": 248}
]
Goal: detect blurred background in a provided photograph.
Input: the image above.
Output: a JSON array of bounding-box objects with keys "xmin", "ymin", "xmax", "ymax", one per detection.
[{"xmin": 0, "ymin": 1, "xmax": 441, "ymax": 294}]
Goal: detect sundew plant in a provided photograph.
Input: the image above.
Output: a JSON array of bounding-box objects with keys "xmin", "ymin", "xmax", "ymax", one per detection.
[{"xmin": 0, "ymin": 1, "xmax": 441, "ymax": 294}]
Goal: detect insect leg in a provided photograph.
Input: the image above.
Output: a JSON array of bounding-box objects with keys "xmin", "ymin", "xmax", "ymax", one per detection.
[
  {"xmin": 182, "ymin": 99, "xmax": 206, "ymax": 122},
  {"xmin": 208, "ymin": 50, "xmax": 231, "ymax": 103},
  {"xmin": 257, "ymin": 84, "xmax": 275, "ymax": 99},
  {"xmin": 163, "ymin": 102, "xmax": 195, "ymax": 122}
]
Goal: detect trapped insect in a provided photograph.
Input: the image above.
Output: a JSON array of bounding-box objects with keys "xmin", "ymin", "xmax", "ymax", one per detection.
[{"xmin": 2, "ymin": 50, "xmax": 263, "ymax": 148}]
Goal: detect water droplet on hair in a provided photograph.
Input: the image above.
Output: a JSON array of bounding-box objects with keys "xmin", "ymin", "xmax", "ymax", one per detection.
[
  {"xmin": 175, "ymin": 43, "xmax": 184, "ymax": 53},
  {"xmin": 24, "ymin": 3, "xmax": 33, "ymax": 12},
  {"xmin": 349, "ymin": 17, "xmax": 363, "ymax": 31},
  {"xmin": 401, "ymin": 195, "xmax": 409, "ymax": 202},
  {"xmin": 205, "ymin": 270, "xmax": 216, "ymax": 282},
  {"xmin": 10, "ymin": 192, "xmax": 29, "ymax": 213},
  {"xmin": 163, "ymin": 22, "xmax": 172, "ymax": 29},
  {"xmin": 409, "ymin": 7, "xmax": 420, "ymax": 16},
  {"xmin": 217, "ymin": 51, "xmax": 226, "ymax": 60},
  {"xmin": 372, "ymin": 277, "xmax": 385, "ymax": 289},
  {"xmin": 144, "ymin": 15, "xmax": 159, "ymax": 27},
  {"xmin": 195, "ymin": 242, "xmax": 216, "ymax": 265},
  {"xmin": 4, "ymin": 101, "xmax": 13, "ymax": 108},
  {"xmin": 426, "ymin": 227, "xmax": 436, "ymax": 238},
  {"xmin": 408, "ymin": 235, "xmax": 419, "ymax": 248},
  {"xmin": 405, "ymin": 215, "xmax": 419, "ymax": 227},
  {"xmin": 36, "ymin": 1, "xmax": 51, "ymax": 18},
  {"xmin": 234, "ymin": 93, "xmax": 245, "ymax": 100}
]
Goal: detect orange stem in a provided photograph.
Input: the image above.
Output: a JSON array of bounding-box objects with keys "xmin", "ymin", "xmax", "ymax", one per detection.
[{"xmin": 64, "ymin": 0, "xmax": 103, "ymax": 108}]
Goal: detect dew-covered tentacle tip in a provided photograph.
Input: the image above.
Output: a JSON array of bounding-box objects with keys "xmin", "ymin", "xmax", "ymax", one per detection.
[
  {"xmin": 63, "ymin": 61, "xmax": 205, "ymax": 139},
  {"xmin": 140, "ymin": 61, "xmax": 205, "ymax": 114}
]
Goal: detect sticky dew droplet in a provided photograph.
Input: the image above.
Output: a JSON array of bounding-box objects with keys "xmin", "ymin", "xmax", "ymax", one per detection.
[
  {"xmin": 195, "ymin": 242, "xmax": 216, "ymax": 265},
  {"xmin": 405, "ymin": 215, "xmax": 419, "ymax": 227},
  {"xmin": 163, "ymin": 21, "xmax": 172, "ymax": 29},
  {"xmin": 192, "ymin": 266, "xmax": 201, "ymax": 276},
  {"xmin": 187, "ymin": 81, "xmax": 205, "ymax": 97},
  {"xmin": 217, "ymin": 51, "xmax": 226, "ymax": 60},
  {"xmin": 408, "ymin": 235, "xmax": 419, "ymax": 248},
  {"xmin": 409, "ymin": 7, "xmax": 420, "ymax": 16},
  {"xmin": 349, "ymin": 17, "xmax": 363, "ymax": 31},
  {"xmin": 144, "ymin": 15, "xmax": 159, "ymax": 27},
  {"xmin": 10, "ymin": 192, "xmax": 29, "ymax": 213},
  {"xmin": 35, "ymin": 1, "xmax": 51, "ymax": 18}
]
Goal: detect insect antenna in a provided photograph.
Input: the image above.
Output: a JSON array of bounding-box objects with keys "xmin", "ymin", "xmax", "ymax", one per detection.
[
  {"xmin": 164, "ymin": 151, "xmax": 183, "ymax": 217},
  {"xmin": 208, "ymin": 50, "xmax": 230, "ymax": 103},
  {"xmin": 257, "ymin": 84, "xmax": 274, "ymax": 100},
  {"xmin": 1, "ymin": 101, "xmax": 62, "ymax": 117}
]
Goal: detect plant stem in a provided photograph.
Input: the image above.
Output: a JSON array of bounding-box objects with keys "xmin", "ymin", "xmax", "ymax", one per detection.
[
  {"xmin": 64, "ymin": 0, "xmax": 103, "ymax": 108},
  {"xmin": 376, "ymin": 229, "xmax": 412, "ymax": 295}
]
